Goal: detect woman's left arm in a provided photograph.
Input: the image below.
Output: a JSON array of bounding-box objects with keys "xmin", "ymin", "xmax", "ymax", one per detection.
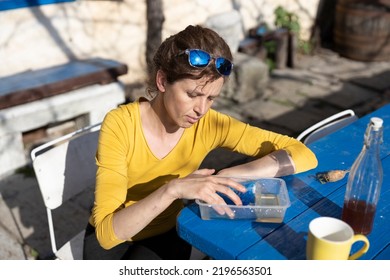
[
  {"xmin": 217, "ymin": 149, "xmax": 297, "ymax": 178},
  {"xmin": 207, "ymin": 111, "xmax": 318, "ymax": 178},
  {"xmin": 216, "ymin": 125, "xmax": 318, "ymax": 177}
]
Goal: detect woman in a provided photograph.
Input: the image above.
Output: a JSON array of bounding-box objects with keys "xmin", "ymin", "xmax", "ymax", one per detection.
[{"xmin": 83, "ymin": 25, "xmax": 318, "ymax": 260}]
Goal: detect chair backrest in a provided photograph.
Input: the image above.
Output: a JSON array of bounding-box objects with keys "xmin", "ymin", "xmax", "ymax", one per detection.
[
  {"xmin": 30, "ymin": 123, "xmax": 100, "ymax": 259},
  {"xmin": 297, "ymin": 109, "xmax": 358, "ymax": 145}
]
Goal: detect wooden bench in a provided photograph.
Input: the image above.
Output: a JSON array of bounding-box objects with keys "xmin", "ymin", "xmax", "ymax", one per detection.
[{"xmin": 0, "ymin": 58, "xmax": 128, "ymax": 178}]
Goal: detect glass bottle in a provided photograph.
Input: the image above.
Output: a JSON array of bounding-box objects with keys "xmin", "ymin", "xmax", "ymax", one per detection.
[{"xmin": 341, "ymin": 117, "xmax": 383, "ymax": 235}]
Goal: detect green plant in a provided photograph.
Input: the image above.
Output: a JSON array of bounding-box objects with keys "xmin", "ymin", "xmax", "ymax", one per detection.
[
  {"xmin": 274, "ymin": 6, "xmax": 314, "ymax": 55},
  {"xmin": 263, "ymin": 40, "xmax": 277, "ymax": 72},
  {"xmin": 274, "ymin": 6, "xmax": 300, "ymax": 34},
  {"xmin": 299, "ymin": 39, "xmax": 313, "ymax": 55}
]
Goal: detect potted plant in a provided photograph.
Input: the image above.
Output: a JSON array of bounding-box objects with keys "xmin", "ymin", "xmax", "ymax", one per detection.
[{"xmin": 274, "ymin": 6, "xmax": 301, "ymax": 68}]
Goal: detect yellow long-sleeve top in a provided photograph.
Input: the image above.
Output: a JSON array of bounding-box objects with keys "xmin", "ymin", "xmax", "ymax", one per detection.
[{"xmin": 91, "ymin": 100, "xmax": 318, "ymax": 249}]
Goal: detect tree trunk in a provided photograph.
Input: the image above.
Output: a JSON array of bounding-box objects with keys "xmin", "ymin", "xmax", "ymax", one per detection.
[{"xmin": 146, "ymin": 0, "xmax": 164, "ymax": 75}]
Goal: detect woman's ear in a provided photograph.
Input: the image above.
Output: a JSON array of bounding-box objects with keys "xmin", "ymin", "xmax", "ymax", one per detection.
[{"xmin": 156, "ymin": 70, "xmax": 166, "ymax": 93}]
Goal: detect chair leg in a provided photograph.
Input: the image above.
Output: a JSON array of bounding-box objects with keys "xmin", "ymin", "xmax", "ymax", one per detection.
[{"xmin": 190, "ymin": 246, "xmax": 209, "ymax": 260}]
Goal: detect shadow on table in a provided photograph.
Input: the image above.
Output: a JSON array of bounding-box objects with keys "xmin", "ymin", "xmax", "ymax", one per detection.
[{"xmin": 253, "ymin": 176, "xmax": 343, "ymax": 259}]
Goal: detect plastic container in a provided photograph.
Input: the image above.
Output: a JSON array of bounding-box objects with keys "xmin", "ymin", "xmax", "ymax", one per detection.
[{"xmin": 196, "ymin": 177, "xmax": 290, "ymax": 223}]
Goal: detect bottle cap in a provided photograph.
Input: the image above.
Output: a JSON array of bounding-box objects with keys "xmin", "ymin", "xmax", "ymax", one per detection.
[{"xmin": 371, "ymin": 117, "xmax": 383, "ymax": 130}]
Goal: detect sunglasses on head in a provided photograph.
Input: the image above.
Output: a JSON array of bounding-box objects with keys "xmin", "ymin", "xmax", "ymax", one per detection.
[{"xmin": 178, "ymin": 49, "xmax": 233, "ymax": 76}]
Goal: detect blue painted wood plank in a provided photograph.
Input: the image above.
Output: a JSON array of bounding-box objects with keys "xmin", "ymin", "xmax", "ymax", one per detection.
[
  {"xmin": 0, "ymin": 58, "xmax": 125, "ymax": 96},
  {"xmin": 0, "ymin": 58, "xmax": 128, "ymax": 109},
  {"xmin": 374, "ymin": 243, "xmax": 390, "ymax": 260},
  {"xmin": 177, "ymin": 204, "xmax": 282, "ymax": 259},
  {"xmin": 0, "ymin": 0, "xmax": 74, "ymax": 11},
  {"xmin": 309, "ymin": 105, "xmax": 390, "ymax": 159}
]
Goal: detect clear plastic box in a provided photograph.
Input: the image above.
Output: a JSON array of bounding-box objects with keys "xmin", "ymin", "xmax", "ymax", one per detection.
[{"xmin": 196, "ymin": 177, "xmax": 290, "ymax": 223}]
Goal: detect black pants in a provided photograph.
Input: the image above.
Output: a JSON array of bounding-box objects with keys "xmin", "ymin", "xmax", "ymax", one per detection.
[{"xmin": 83, "ymin": 223, "xmax": 192, "ymax": 260}]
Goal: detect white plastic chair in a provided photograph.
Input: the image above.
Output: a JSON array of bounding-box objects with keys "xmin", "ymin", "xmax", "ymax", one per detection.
[
  {"xmin": 297, "ymin": 109, "xmax": 358, "ymax": 145},
  {"xmin": 30, "ymin": 123, "xmax": 101, "ymax": 259}
]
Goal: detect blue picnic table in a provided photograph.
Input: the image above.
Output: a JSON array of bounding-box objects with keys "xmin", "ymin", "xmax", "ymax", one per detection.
[{"xmin": 177, "ymin": 103, "xmax": 390, "ymax": 260}]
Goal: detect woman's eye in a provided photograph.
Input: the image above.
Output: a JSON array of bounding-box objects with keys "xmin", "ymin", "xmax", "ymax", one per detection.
[{"xmin": 187, "ymin": 92, "xmax": 197, "ymax": 98}]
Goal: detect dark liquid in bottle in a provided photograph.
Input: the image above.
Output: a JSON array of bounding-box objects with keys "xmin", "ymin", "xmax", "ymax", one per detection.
[{"xmin": 342, "ymin": 199, "xmax": 376, "ymax": 235}]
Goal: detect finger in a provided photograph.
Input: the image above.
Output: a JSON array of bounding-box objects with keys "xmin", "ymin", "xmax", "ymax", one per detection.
[
  {"xmin": 208, "ymin": 193, "xmax": 236, "ymax": 219},
  {"xmin": 203, "ymin": 183, "xmax": 240, "ymax": 218},
  {"xmin": 229, "ymin": 181, "xmax": 247, "ymax": 193},
  {"xmin": 215, "ymin": 205, "xmax": 235, "ymax": 219},
  {"xmin": 211, "ymin": 205, "xmax": 235, "ymax": 218},
  {"xmin": 215, "ymin": 184, "xmax": 243, "ymax": 206},
  {"xmin": 203, "ymin": 192, "xmax": 226, "ymax": 216},
  {"xmin": 214, "ymin": 176, "xmax": 247, "ymax": 193},
  {"xmin": 192, "ymin": 169, "xmax": 216, "ymax": 176}
]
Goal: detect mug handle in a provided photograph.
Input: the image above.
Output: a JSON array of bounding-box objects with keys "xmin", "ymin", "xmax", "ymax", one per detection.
[{"xmin": 349, "ymin": 234, "xmax": 370, "ymax": 260}]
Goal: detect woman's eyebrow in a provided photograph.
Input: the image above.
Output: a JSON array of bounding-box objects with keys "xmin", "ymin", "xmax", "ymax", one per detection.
[
  {"xmin": 189, "ymin": 84, "xmax": 220, "ymax": 97},
  {"xmin": 194, "ymin": 91, "xmax": 219, "ymax": 98},
  {"xmin": 188, "ymin": 88, "xmax": 205, "ymax": 95}
]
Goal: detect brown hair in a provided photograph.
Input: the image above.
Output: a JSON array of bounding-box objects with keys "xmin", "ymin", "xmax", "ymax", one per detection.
[{"xmin": 146, "ymin": 25, "xmax": 233, "ymax": 95}]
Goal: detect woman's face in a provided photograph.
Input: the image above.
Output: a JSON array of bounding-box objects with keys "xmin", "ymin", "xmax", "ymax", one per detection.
[{"xmin": 162, "ymin": 76, "xmax": 224, "ymax": 129}]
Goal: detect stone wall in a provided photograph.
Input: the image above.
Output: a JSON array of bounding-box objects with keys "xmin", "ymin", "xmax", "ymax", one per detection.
[{"xmin": 0, "ymin": 0, "xmax": 320, "ymax": 86}]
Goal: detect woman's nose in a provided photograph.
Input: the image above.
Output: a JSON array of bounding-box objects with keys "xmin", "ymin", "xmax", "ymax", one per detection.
[{"xmin": 194, "ymin": 98, "xmax": 208, "ymax": 116}]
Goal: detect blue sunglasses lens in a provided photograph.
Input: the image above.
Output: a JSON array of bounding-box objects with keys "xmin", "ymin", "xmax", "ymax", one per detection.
[
  {"xmin": 186, "ymin": 49, "xmax": 233, "ymax": 76},
  {"xmin": 188, "ymin": 50, "xmax": 211, "ymax": 67},
  {"xmin": 215, "ymin": 57, "xmax": 233, "ymax": 76}
]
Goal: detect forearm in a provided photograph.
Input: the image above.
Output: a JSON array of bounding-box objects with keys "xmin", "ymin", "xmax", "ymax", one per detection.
[
  {"xmin": 217, "ymin": 150, "xmax": 295, "ymax": 178},
  {"xmin": 113, "ymin": 169, "xmax": 251, "ymax": 241},
  {"xmin": 112, "ymin": 183, "xmax": 177, "ymax": 241}
]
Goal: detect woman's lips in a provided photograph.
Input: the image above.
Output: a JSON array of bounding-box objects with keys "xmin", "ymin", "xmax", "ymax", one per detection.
[{"xmin": 187, "ymin": 116, "xmax": 199, "ymax": 124}]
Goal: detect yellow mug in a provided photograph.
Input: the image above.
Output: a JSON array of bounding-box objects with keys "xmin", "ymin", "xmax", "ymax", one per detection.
[{"xmin": 306, "ymin": 216, "xmax": 370, "ymax": 260}]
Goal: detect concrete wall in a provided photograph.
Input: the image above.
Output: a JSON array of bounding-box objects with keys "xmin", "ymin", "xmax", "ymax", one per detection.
[{"xmin": 0, "ymin": 0, "xmax": 320, "ymax": 85}]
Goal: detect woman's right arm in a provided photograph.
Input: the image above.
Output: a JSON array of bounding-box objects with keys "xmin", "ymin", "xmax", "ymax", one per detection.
[{"xmin": 111, "ymin": 169, "xmax": 246, "ymax": 243}]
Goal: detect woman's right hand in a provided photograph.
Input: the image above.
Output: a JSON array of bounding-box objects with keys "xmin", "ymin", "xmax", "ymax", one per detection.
[{"xmin": 167, "ymin": 168, "xmax": 246, "ymax": 217}]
